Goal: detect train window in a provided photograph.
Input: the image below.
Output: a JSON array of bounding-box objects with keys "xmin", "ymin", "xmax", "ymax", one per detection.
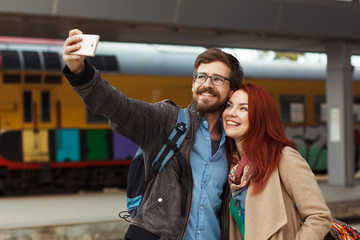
[
  {"xmin": 24, "ymin": 75, "xmax": 41, "ymax": 84},
  {"xmin": 103, "ymin": 56, "xmax": 119, "ymax": 71},
  {"xmin": 86, "ymin": 55, "xmax": 119, "ymax": 72},
  {"xmin": 279, "ymin": 95, "xmax": 305, "ymax": 123},
  {"xmin": 314, "ymin": 95, "xmax": 326, "ymax": 123},
  {"xmin": 23, "ymin": 91, "xmax": 32, "ymax": 122},
  {"xmin": 1, "ymin": 50, "xmax": 21, "ymax": 69},
  {"xmin": 22, "ymin": 51, "xmax": 41, "ymax": 70},
  {"xmin": 354, "ymin": 97, "xmax": 360, "ymax": 123},
  {"xmin": 3, "ymin": 74, "xmax": 21, "ymax": 83},
  {"xmin": 45, "ymin": 75, "xmax": 62, "ymax": 84},
  {"xmin": 86, "ymin": 108, "xmax": 107, "ymax": 123},
  {"xmin": 86, "ymin": 56, "xmax": 104, "ymax": 71},
  {"xmin": 41, "ymin": 91, "xmax": 50, "ymax": 122},
  {"xmin": 313, "ymin": 96, "xmax": 360, "ymax": 123},
  {"xmin": 43, "ymin": 52, "xmax": 61, "ymax": 70}
]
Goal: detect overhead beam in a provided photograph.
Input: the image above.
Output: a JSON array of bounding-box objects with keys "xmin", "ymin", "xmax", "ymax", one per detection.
[{"xmin": 0, "ymin": 0, "xmax": 360, "ymax": 54}]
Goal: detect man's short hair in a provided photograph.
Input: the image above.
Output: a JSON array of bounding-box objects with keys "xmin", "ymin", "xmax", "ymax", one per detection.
[{"xmin": 194, "ymin": 48, "xmax": 244, "ymax": 90}]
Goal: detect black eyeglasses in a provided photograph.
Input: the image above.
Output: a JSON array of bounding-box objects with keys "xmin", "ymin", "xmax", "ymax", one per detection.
[{"xmin": 193, "ymin": 73, "xmax": 231, "ymax": 86}]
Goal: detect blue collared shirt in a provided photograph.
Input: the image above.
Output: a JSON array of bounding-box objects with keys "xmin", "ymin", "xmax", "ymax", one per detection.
[{"xmin": 184, "ymin": 118, "xmax": 229, "ymax": 240}]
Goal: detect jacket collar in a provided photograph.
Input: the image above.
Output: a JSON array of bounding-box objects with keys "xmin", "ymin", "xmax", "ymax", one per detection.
[{"xmin": 188, "ymin": 103, "xmax": 204, "ymax": 122}]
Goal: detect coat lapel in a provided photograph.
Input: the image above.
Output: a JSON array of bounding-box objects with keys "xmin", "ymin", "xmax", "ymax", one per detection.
[{"xmin": 245, "ymin": 167, "xmax": 287, "ymax": 240}]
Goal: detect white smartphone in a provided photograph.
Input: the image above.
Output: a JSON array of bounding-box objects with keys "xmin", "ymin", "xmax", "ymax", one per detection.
[{"xmin": 71, "ymin": 34, "xmax": 100, "ymax": 57}]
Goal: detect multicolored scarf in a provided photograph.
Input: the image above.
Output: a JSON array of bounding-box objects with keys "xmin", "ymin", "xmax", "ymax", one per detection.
[
  {"xmin": 228, "ymin": 152, "xmax": 251, "ymax": 194},
  {"xmin": 228, "ymin": 152, "xmax": 251, "ymax": 239}
]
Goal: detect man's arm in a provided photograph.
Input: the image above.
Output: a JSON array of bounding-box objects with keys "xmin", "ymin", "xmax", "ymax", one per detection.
[
  {"xmin": 62, "ymin": 29, "xmax": 86, "ymax": 74},
  {"xmin": 62, "ymin": 29, "xmax": 179, "ymax": 151}
]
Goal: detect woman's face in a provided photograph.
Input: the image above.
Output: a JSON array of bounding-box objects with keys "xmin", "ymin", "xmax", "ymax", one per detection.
[{"xmin": 222, "ymin": 89, "xmax": 249, "ymax": 141}]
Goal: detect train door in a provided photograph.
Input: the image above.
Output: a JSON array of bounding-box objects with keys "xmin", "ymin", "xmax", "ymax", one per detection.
[
  {"xmin": 22, "ymin": 89, "xmax": 55, "ymax": 163},
  {"xmin": 55, "ymin": 129, "xmax": 80, "ymax": 163},
  {"xmin": 85, "ymin": 130, "xmax": 109, "ymax": 161}
]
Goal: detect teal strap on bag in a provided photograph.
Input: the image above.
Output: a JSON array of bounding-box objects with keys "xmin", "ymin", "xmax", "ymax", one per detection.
[
  {"xmin": 121, "ymin": 108, "xmax": 189, "ymax": 221},
  {"xmin": 151, "ymin": 108, "xmax": 188, "ymax": 172}
]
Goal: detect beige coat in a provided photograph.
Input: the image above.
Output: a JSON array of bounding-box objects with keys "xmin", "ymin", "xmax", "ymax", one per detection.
[{"xmin": 229, "ymin": 147, "xmax": 332, "ymax": 240}]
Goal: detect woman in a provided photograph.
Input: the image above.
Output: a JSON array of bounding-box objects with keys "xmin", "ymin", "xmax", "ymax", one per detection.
[{"xmin": 222, "ymin": 83, "xmax": 332, "ymax": 240}]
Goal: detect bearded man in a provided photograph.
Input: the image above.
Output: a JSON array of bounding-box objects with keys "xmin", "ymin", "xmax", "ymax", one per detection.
[{"xmin": 63, "ymin": 29, "xmax": 243, "ymax": 240}]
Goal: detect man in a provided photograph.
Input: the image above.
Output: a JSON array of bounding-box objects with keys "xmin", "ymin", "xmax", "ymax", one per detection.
[{"xmin": 63, "ymin": 29, "xmax": 243, "ymax": 240}]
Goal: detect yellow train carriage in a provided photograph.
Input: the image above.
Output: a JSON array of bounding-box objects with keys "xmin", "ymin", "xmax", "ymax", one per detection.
[{"xmin": 0, "ymin": 38, "xmax": 359, "ymax": 195}]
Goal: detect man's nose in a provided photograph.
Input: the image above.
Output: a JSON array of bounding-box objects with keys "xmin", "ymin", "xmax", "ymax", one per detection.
[{"xmin": 202, "ymin": 76, "xmax": 214, "ymax": 87}]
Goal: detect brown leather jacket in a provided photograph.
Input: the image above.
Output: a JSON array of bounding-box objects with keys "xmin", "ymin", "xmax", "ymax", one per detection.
[{"xmin": 64, "ymin": 63, "xmax": 230, "ymax": 240}]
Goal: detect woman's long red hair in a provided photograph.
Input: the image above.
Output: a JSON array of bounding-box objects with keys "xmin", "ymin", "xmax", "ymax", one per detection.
[{"xmin": 225, "ymin": 83, "xmax": 295, "ymax": 194}]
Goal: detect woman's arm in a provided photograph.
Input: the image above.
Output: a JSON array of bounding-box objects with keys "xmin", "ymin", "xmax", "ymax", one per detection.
[{"xmin": 279, "ymin": 147, "xmax": 332, "ymax": 239}]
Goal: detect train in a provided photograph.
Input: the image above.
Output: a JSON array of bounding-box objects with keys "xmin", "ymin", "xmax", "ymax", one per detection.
[{"xmin": 0, "ymin": 36, "xmax": 359, "ymax": 195}]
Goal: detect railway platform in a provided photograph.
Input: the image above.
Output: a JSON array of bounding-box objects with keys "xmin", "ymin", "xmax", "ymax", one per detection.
[
  {"xmin": 0, "ymin": 176, "xmax": 360, "ymax": 240},
  {"xmin": 0, "ymin": 189, "xmax": 130, "ymax": 240},
  {"xmin": 317, "ymin": 173, "xmax": 360, "ymax": 224}
]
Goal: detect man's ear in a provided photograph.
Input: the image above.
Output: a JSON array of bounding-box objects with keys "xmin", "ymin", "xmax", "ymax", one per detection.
[
  {"xmin": 192, "ymin": 81, "xmax": 195, "ymax": 92},
  {"xmin": 229, "ymin": 89, "xmax": 234, "ymax": 97}
]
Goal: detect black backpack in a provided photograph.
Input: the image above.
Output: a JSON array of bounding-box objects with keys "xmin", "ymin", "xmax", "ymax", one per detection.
[{"xmin": 119, "ymin": 108, "xmax": 189, "ymax": 221}]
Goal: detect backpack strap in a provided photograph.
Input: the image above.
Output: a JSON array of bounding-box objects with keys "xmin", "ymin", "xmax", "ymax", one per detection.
[
  {"xmin": 151, "ymin": 108, "xmax": 188, "ymax": 173},
  {"xmin": 140, "ymin": 108, "xmax": 189, "ymax": 217},
  {"xmin": 139, "ymin": 108, "xmax": 188, "ymax": 192},
  {"xmin": 121, "ymin": 108, "xmax": 190, "ymax": 221}
]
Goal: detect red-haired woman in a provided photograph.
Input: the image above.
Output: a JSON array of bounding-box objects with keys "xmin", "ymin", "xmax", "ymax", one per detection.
[{"xmin": 222, "ymin": 83, "xmax": 332, "ymax": 240}]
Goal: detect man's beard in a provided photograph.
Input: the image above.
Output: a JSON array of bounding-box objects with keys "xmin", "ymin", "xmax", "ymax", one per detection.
[{"xmin": 192, "ymin": 87, "xmax": 227, "ymax": 114}]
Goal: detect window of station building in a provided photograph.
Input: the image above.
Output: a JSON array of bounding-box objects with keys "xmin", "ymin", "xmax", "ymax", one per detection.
[
  {"xmin": 42, "ymin": 52, "xmax": 61, "ymax": 71},
  {"xmin": 279, "ymin": 95, "xmax": 305, "ymax": 123},
  {"xmin": 22, "ymin": 51, "xmax": 41, "ymax": 70},
  {"xmin": 23, "ymin": 91, "xmax": 32, "ymax": 122},
  {"xmin": 314, "ymin": 95, "xmax": 326, "ymax": 123},
  {"xmin": 1, "ymin": 50, "xmax": 21, "ymax": 70},
  {"xmin": 41, "ymin": 91, "xmax": 50, "ymax": 122},
  {"xmin": 86, "ymin": 108, "xmax": 107, "ymax": 124}
]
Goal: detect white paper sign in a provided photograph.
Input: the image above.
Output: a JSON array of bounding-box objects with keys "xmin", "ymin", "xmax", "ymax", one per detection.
[{"xmin": 330, "ymin": 108, "xmax": 341, "ymax": 142}]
